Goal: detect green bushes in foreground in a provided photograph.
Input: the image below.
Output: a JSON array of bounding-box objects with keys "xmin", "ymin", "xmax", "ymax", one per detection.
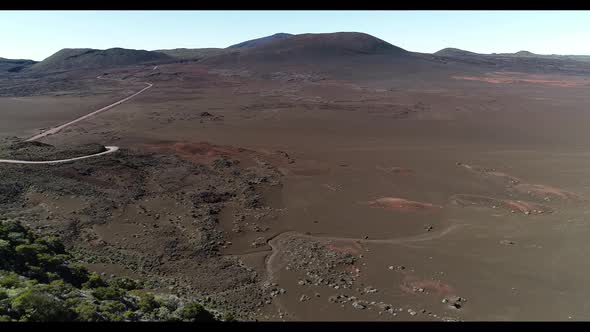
[{"xmin": 0, "ymin": 218, "xmax": 222, "ymax": 322}]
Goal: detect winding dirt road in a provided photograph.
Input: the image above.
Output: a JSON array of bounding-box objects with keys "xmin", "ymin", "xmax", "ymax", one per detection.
[
  {"xmin": 264, "ymin": 222, "xmax": 464, "ymax": 288},
  {"xmin": 0, "ymin": 76, "xmax": 153, "ymax": 164},
  {"xmin": 0, "ymin": 146, "xmax": 120, "ymax": 164},
  {"xmin": 26, "ymin": 79, "xmax": 152, "ymax": 142}
]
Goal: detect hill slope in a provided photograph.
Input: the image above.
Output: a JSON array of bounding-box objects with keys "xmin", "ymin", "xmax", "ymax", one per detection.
[
  {"xmin": 155, "ymin": 48, "xmax": 228, "ymax": 60},
  {"xmin": 0, "ymin": 57, "xmax": 37, "ymax": 73},
  {"xmin": 31, "ymin": 48, "xmax": 173, "ymax": 72},
  {"xmin": 228, "ymin": 33, "xmax": 293, "ymax": 49}
]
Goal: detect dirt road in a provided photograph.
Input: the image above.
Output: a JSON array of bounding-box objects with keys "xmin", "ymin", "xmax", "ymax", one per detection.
[
  {"xmin": 1, "ymin": 77, "xmax": 152, "ymax": 164},
  {"xmin": 0, "ymin": 146, "xmax": 119, "ymax": 164}
]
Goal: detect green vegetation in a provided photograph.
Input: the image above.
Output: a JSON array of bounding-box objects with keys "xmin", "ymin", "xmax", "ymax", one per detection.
[{"xmin": 0, "ymin": 218, "xmax": 222, "ymax": 322}]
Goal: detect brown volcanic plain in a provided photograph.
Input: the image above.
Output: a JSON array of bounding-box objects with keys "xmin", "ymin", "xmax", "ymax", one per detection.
[{"xmin": 2, "ymin": 32, "xmax": 590, "ymax": 321}]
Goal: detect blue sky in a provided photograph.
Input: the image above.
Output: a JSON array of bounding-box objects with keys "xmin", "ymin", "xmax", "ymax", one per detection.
[{"xmin": 1, "ymin": 11, "xmax": 589, "ymax": 61}]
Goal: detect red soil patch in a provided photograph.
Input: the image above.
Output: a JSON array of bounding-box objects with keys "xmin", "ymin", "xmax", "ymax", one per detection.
[
  {"xmin": 141, "ymin": 142, "xmax": 296, "ymax": 170},
  {"xmin": 327, "ymin": 241, "xmax": 363, "ymax": 255},
  {"xmin": 400, "ymin": 275, "xmax": 455, "ymax": 296},
  {"xmin": 513, "ymin": 183, "xmax": 583, "ymax": 202},
  {"xmin": 458, "ymin": 163, "xmax": 521, "ymax": 185},
  {"xmin": 366, "ymin": 197, "xmax": 442, "ymax": 212},
  {"xmin": 451, "ymin": 194, "xmax": 552, "ymax": 215},
  {"xmin": 143, "ymin": 142, "xmax": 249, "ymax": 165}
]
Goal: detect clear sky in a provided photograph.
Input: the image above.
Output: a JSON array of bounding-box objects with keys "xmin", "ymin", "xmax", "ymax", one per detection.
[{"xmin": 1, "ymin": 10, "xmax": 589, "ymax": 61}]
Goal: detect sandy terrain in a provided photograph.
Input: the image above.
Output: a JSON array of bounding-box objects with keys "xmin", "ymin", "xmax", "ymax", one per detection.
[{"xmin": 3, "ymin": 61, "xmax": 590, "ymax": 321}]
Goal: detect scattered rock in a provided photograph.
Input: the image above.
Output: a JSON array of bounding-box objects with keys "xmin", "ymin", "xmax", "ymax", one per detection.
[
  {"xmin": 299, "ymin": 294, "xmax": 310, "ymax": 302},
  {"xmin": 352, "ymin": 301, "xmax": 366, "ymax": 310}
]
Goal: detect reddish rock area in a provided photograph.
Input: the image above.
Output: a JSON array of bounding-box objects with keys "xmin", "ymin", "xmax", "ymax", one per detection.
[
  {"xmin": 450, "ymin": 194, "xmax": 552, "ymax": 215},
  {"xmin": 400, "ymin": 274, "xmax": 455, "ymax": 297},
  {"xmin": 513, "ymin": 183, "xmax": 584, "ymax": 202},
  {"xmin": 366, "ymin": 197, "xmax": 443, "ymax": 212}
]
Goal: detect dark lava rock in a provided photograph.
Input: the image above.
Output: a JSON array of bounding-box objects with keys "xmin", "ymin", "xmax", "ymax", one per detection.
[{"xmin": 194, "ymin": 191, "xmax": 232, "ymax": 204}]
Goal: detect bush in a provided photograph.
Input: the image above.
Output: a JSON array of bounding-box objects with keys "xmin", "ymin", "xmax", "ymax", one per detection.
[
  {"xmin": 74, "ymin": 302, "xmax": 102, "ymax": 322},
  {"xmin": 0, "ymin": 239, "xmax": 11, "ymax": 257},
  {"xmin": 138, "ymin": 292, "xmax": 159, "ymax": 313},
  {"xmin": 15, "ymin": 243, "xmax": 48, "ymax": 262},
  {"xmin": 223, "ymin": 312, "xmax": 236, "ymax": 322},
  {"xmin": 0, "ymin": 272, "xmax": 22, "ymax": 288},
  {"xmin": 123, "ymin": 310, "xmax": 138, "ymax": 321},
  {"xmin": 109, "ymin": 277, "xmax": 140, "ymax": 291},
  {"xmin": 82, "ymin": 273, "xmax": 106, "ymax": 289},
  {"xmin": 11, "ymin": 288, "xmax": 75, "ymax": 322},
  {"xmin": 36, "ymin": 236, "xmax": 65, "ymax": 254},
  {"xmin": 68, "ymin": 264, "xmax": 90, "ymax": 287},
  {"xmin": 180, "ymin": 302, "xmax": 215, "ymax": 322},
  {"xmin": 98, "ymin": 301, "xmax": 126, "ymax": 321},
  {"xmin": 92, "ymin": 286, "xmax": 125, "ymax": 301}
]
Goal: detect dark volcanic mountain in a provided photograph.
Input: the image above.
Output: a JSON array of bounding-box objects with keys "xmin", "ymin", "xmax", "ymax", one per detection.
[
  {"xmin": 0, "ymin": 57, "xmax": 37, "ymax": 73},
  {"xmin": 204, "ymin": 32, "xmax": 409, "ymax": 65},
  {"xmin": 155, "ymin": 48, "xmax": 229, "ymax": 60},
  {"xmin": 228, "ymin": 33, "xmax": 294, "ymax": 49},
  {"xmin": 30, "ymin": 48, "xmax": 173, "ymax": 72}
]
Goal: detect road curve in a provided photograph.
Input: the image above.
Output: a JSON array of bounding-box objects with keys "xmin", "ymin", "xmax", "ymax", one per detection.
[
  {"xmin": 264, "ymin": 222, "xmax": 464, "ymax": 285},
  {"xmin": 1, "ymin": 76, "xmax": 153, "ymax": 164},
  {"xmin": 26, "ymin": 80, "xmax": 152, "ymax": 142},
  {"xmin": 0, "ymin": 146, "xmax": 120, "ymax": 164}
]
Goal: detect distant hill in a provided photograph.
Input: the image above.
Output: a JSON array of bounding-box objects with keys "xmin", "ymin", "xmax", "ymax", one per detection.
[
  {"xmin": 434, "ymin": 48, "xmax": 481, "ymax": 57},
  {"xmin": 438, "ymin": 47, "xmax": 590, "ymax": 62},
  {"xmin": 433, "ymin": 46, "xmax": 590, "ymax": 75},
  {"xmin": 30, "ymin": 48, "xmax": 173, "ymax": 72},
  {"xmin": 0, "ymin": 57, "xmax": 37, "ymax": 73},
  {"xmin": 155, "ymin": 48, "xmax": 229, "ymax": 60},
  {"xmin": 513, "ymin": 50, "xmax": 536, "ymax": 57},
  {"xmin": 227, "ymin": 33, "xmax": 293, "ymax": 49},
  {"xmin": 204, "ymin": 32, "xmax": 409, "ymax": 66}
]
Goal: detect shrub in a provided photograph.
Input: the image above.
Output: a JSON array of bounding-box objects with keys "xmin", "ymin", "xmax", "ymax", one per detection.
[
  {"xmin": 68, "ymin": 264, "xmax": 90, "ymax": 287},
  {"xmin": 109, "ymin": 277, "xmax": 140, "ymax": 291},
  {"xmin": 36, "ymin": 236, "xmax": 65, "ymax": 254},
  {"xmin": 138, "ymin": 292, "xmax": 159, "ymax": 313},
  {"xmin": 223, "ymin": 312, "xmax": 236, "ymax": 322},
  {"xmin": 74, "ymin": 302, "xmax": 102, "ymax": 322},
  {"xmin": 82, "ymin": 273, "xmax": 106, "ymax": 289},
  {"xmin": 98, "ymin": 301, "xmax": 126, "ymax": 321},
  {"xmin": 123, "ymin": 310, "xmax": 138, "ymax": 321},
  {"xmin": 0, "ymin": 239, "xmax": 11, "ymax": 256},
  {"xmin": 92, "ymin": 286, "xmax": 125, "ymax": 301},
  {"xmin": 0, "ymin": 272, "xmax": 22, "ymax": 288},
  {"xmin": 180, "ymin": 302, "xmax": 215, "ymax": 322},
  {"xmin": 15, "ymin": 243, "xmax": 48, "ymax": 262},
  {"xmin": 11, "ymin": 288, "xmax": 75, "ymax": 322}
]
